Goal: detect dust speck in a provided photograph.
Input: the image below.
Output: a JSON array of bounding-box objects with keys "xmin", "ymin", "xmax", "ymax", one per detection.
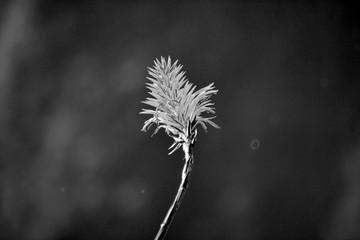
[
  {"xmin": 250, "ymin": 139, "xmax": 260, "ymax": 151},
  {"xmin": 320, "ymin": 78, "xmax": 328, "ymax": 88}
]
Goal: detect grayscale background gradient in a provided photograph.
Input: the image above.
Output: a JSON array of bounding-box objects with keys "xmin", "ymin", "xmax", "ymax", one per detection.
[{"xmin": 0, "ymin": 1, "xmax": 359, "ymax": 239}]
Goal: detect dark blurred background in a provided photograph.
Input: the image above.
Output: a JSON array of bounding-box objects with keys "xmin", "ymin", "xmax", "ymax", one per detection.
[{"xmin": 0, "ymin": 0, "xmax": 359, "ymax": 239}]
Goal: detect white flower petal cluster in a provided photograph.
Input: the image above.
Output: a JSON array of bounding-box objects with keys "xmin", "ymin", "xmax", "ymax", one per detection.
[{"xmin": 140, "ymin": 57, "xmax": 219, "ymax": 154}]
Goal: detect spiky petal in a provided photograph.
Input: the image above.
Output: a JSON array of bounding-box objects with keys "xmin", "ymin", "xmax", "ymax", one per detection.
[{"xmin": 140, "ymin": 56, "xmax": 219, "ymax": 154}]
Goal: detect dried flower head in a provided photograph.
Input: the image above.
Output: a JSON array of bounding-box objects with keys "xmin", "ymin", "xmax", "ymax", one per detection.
[{"xmin": 140, "ymin": 56, "xmax": 219, "ymax": 154}]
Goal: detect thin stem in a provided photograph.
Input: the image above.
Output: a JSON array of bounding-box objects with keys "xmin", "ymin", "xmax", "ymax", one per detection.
[{"xmin": 154, "ymin": 141, "xmax": 194, "ymax": 240}]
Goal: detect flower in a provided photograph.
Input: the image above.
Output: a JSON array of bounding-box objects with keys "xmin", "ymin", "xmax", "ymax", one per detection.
[{"xmin": 140, "ymin": 56, "xmax": 219, "ymax": 154}]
